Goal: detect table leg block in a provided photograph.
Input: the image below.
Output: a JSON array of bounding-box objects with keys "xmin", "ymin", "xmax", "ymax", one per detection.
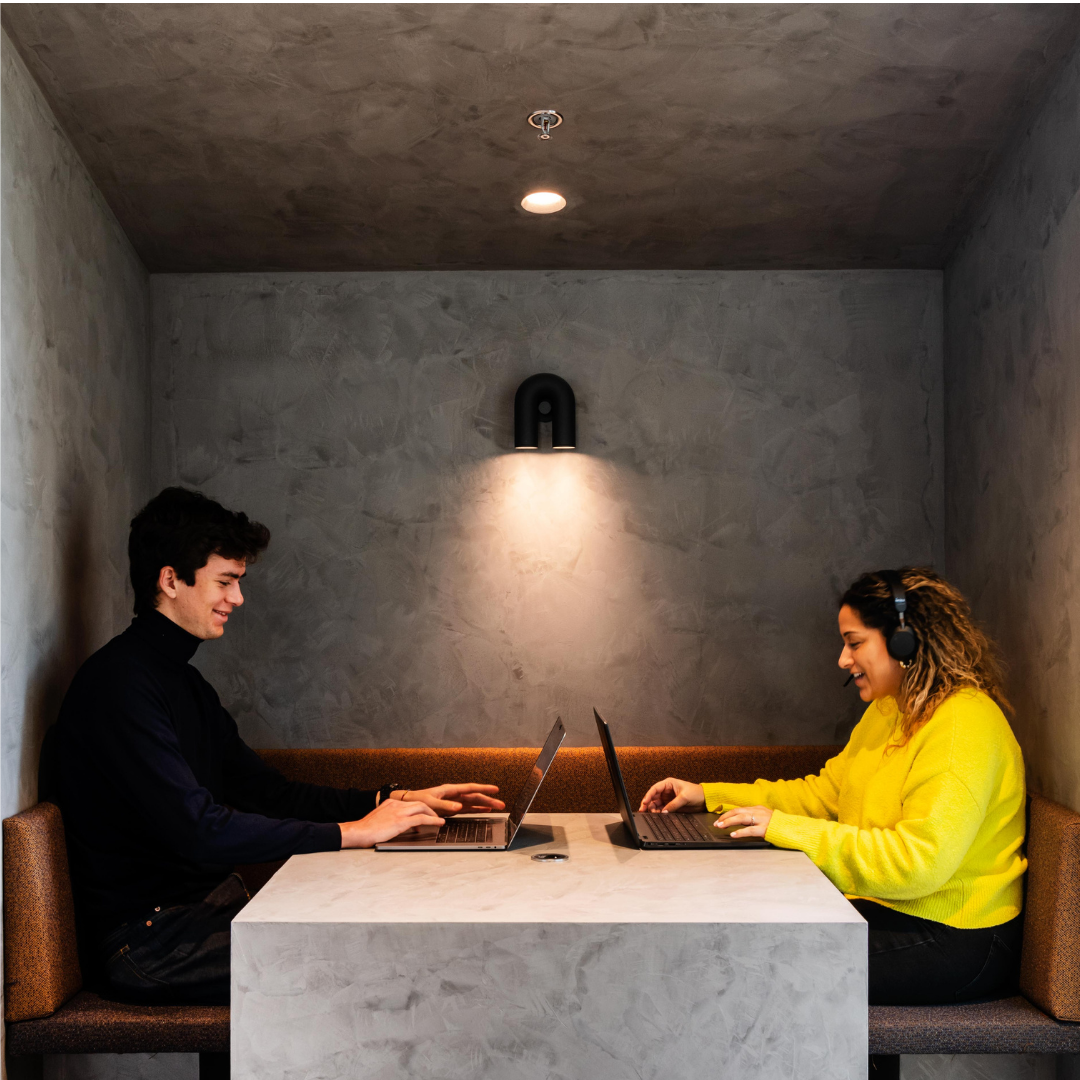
[{"xmin": 233, "ymin": 920, "xmax": 866, "ymax": 1080}]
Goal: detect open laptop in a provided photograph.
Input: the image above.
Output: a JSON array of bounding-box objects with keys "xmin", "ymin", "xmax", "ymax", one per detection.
[
  {"xmin": 376, "ymin": 717, "xmax": 566, "ymax": 851},
  {"xmin": 594, "ymin": 709, "xmax": 772, "ymax": 849}
]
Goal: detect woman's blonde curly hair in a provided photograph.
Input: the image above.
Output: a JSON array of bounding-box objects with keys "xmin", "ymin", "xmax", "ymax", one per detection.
[{"xmin": 840, "ymin": 566, "xmax": 1011, "ymax": 744}]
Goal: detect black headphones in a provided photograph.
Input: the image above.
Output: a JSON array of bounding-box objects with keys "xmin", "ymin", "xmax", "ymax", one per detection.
[{"xmin": 880, "ymin": 570, "xmax": 917, "ymax": 662}]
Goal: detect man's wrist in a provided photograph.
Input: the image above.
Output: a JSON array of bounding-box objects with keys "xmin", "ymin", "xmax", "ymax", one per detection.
[{"xmin": 377, "ymin": 783, "xmax": 402, "ymax": 806}]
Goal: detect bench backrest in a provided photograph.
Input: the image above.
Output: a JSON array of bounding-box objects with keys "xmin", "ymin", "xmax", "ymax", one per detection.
[
  {"xmin": 3, "ymin": 802, "xmax": 82, "ymax": 1021},
  {"xmin": 5, "ymin": 748, "xmax": 1078, "ymax": 1024},
  {"xmin": 1021, "ymin": 793, "xmax": 1080, "ymax": 1020},
  {"xmin": 256, "ymin": 744, "xmax": 839, "ymax": 814}
]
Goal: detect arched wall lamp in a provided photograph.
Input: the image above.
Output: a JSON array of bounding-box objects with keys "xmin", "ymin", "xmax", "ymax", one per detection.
[{"xmin": 514, "ymin": 373, "xmax": 576, "ymax": 450}]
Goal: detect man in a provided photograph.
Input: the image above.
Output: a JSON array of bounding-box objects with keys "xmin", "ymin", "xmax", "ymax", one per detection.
[{"xmin": 50, "ymin": 487, "xmax": 503, "ymax": 1005}]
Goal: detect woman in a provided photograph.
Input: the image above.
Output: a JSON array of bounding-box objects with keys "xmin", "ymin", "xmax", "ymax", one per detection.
[{"xmin": 639, "ymin": 567, "xmax": 1026, "ymax": 1005}]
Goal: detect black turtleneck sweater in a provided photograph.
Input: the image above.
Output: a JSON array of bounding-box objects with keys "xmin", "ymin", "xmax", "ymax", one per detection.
[{"xmin": 51, "ymin": 610, "xmax": 377, "ymax": 942}]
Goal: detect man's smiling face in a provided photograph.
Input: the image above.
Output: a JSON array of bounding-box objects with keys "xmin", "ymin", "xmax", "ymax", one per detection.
[{"xmin": 157, "ymin": 554, "xmax": 247, "ymax": 640}]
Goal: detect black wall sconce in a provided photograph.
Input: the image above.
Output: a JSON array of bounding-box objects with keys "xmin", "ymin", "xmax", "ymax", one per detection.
[{"xmin": 514, "ymin": 373, "xmax": 576, "ymax": 450}]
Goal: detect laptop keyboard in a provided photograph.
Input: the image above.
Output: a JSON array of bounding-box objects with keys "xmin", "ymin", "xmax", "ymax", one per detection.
[
  {"xmin": 642, "ymin": 813, "xmax": 716, "ymax": 843},
  {"xmin": 435, "ymin": 818, "xmax": 496, "ymax": 845}
]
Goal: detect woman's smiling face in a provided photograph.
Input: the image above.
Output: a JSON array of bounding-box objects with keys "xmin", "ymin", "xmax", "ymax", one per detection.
[{"xmin": 838, "ymin": 604, "xmax": 903, "ymax": 702}]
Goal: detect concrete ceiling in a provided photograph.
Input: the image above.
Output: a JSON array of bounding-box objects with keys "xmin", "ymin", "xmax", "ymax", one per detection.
[{"xmin": 4, "ymin": 3, "xmax": 1080, "ymax": 272}]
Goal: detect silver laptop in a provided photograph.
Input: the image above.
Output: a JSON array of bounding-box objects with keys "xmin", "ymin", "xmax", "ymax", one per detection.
[
  {"xmin": 595, "ymin": 709, "xmax": 772, "ymax": 849},
  {"xmin": 376, "ymin": 717, "xmax": 566, "ymax": 851}
]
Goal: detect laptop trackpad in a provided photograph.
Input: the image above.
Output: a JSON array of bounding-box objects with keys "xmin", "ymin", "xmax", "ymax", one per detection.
[{"xmin": 386, "ymin": 823, "xmax": 443, "ymax": 843}]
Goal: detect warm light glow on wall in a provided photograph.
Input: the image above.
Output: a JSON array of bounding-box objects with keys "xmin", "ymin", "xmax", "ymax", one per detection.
[
  {"xmin": 444, "ymin": 453, "xmax": 647, "ymax": 709},
  {"xmin": 498, "ymin": 453, "xmax": 595, "ymax": 567}
]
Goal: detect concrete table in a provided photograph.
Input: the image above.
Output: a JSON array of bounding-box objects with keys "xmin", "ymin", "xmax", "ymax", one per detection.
[{"xmin": 232, "ymin": 814, "xmax": 866, "ymax": 1080}]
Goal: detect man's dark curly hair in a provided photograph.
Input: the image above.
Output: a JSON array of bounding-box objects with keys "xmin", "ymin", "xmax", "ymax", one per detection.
[{"xmin": 129, "ymin": 487, "xmax": 271, "ymax": 616}]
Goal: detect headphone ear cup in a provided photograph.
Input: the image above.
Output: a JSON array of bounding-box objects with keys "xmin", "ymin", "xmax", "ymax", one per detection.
[{"xmin": 888, "ymin": 626, "xmax": 917, "ymax": 662}]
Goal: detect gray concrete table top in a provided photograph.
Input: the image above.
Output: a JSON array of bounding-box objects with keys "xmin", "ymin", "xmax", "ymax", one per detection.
[{"xmin": 235, "ymin": 812, "xmax": 865, "ymax": 926}]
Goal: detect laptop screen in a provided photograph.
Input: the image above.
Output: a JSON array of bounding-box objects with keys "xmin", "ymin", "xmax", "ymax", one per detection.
[
  {"xmin": 507, "ymin": 717, "xmax": 566, "ymax": 835},
  {"xmin": 593, "ymin": 709, "xmax": 638, "ymax": 836}
]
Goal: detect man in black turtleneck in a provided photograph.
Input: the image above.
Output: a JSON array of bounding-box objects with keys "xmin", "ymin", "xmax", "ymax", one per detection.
[{"xmin": 51, "ymin": 488, "xmax": 503, "ymax": 1005}]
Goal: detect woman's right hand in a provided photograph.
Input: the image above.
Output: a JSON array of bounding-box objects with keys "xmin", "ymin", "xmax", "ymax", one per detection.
[
  {"xmin": 639, "ymin": 777, "xmax": 706, "ymax": 814},
  {"xmin": 339, "ymin": 798, "xmax": 445, "ymax": 848}
]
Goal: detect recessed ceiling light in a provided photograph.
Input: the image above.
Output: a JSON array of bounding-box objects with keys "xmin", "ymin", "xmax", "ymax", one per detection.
[{"xmin": 521, "ymin": 191, "xmax": 566, "ymax": 214}]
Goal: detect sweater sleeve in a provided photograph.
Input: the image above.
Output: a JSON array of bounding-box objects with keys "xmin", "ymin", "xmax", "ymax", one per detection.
[
  {"xmin": 101, "ymin": 677, "xmax": 343, "ymax": 864},
  {"xmin": 764, "ymin": 768, "xmax": 986, "ymax": 900},
  {"xmin": 700, "ymin": 745, "xmax": 848, "ymax": 819},
  {"xmin": 221, "ymin": 713, "xmax": 377, "ymax": 823}
]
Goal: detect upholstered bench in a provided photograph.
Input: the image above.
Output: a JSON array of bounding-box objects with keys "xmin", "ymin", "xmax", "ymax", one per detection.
[
  {"xmin": 867, "ymin": 792, "xmax": 1080, "ymax": 1069},
  {"xmin": 5, "ymin": 744, "xmax": 1079, "ymax": 1077}
]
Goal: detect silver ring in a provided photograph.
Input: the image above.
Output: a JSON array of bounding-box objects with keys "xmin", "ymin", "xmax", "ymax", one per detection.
[{"xmin": 751, "ymin": 816, "xmax": 756, "ymax": 825}]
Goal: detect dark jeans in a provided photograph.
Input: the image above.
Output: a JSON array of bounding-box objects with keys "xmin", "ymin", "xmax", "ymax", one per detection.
[
  {"xmin": 100, "ymin": 873, "xmax": 250, "ymax": 1006},
  {"xmin": 853, "ymin": 898, "xmax": 1022, "ymax": 1006}
]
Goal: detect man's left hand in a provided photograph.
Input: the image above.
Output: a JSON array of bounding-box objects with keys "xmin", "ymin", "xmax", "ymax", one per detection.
[
  {"xmin": 399, "ymin": 784, "xmax": 504, "ymax": 816},
  {"xmin": 714, "ymin": 805, "xmax": 772, "ymax": 838}
]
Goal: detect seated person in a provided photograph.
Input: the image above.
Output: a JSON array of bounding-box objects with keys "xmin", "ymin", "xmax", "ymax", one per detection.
[
  {"xmin": 48, "ymin": 487, "xmax": 504, "ymax": 1006},
  {"xmin": 639, "ymin": 567, "xmax": 1026, "ymax": 1006}
]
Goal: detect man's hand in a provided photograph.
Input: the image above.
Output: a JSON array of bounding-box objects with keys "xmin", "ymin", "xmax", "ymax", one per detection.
[
  {"xmin": 339, "ymin": 799, "xmax": 445, "ymax": 849},
  {"xmin": 638, "ymin": 777, "xmax": 706, "ymax": 814},
  {"xmin": 399, "ymin": 784, "xmax": 504, "ymax": 816},
  {"xmin": 715, "ymin": 805, "xmax": 772, "ymax": 839}
]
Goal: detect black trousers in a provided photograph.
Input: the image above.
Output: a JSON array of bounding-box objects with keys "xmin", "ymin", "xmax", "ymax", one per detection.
[
  {"xmin": 854, "ymin": 898, "xmax": 1023, "ymax": 1006},
  {"xmin": 100, "ymin": 873, "xmax": 250, "ymax": 1006}
]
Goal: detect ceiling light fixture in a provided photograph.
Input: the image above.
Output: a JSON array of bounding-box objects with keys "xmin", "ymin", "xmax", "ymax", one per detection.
[
  {"xmin": 527, "ymin": 109, "xmax": 563, "ymax": 140},
  {"xmin": 521, "ymin": 191, "xmax": 566, "ymax": 214}
]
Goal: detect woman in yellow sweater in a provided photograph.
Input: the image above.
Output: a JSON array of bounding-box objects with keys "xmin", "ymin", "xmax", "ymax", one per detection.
[{"xmin": 639, "ymin": 567, "xmax": 1026, "ymax": 1005}]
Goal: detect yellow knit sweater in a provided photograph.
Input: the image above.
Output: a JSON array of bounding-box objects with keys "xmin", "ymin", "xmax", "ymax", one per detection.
[{"xmin": 701, "ymin": 690, "xmax": 1026, "ymax": 928}]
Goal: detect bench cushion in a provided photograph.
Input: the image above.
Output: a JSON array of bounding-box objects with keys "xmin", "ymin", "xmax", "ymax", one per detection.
[
  {"xmin": 4, "ymin": 991, "xmax": 229, "ymax": 1055},
  {"xmin": 1020, "ymin": 794, "xmax": 1080, "ymax": 1021},
  {"xmin": 869, "ymin": 996, "xmax": 1080, "ymax": 1055},
  {"xmin": 3, "ymin": 802, "xmax": 82, "ymax": 1021},
  {"xmin": 256, "ymin": 744, "xmax": 839, "ymax": 815}
]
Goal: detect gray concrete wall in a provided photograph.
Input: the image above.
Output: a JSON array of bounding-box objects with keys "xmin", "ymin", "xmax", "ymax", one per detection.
[
  {"xmin": 1, "ymin": 30, "xmax": 150, "ymax": 820},
  {"xmin": 152, "ymin": 268, "xmax": 943, "ymax": 751},
  {"xmin": 945, "ymin": 42, "xmax": 1080, "ymax": 813},
  {"xmin": 1, "ymin": 29, "xmax": 151, "ymax": 1080}
]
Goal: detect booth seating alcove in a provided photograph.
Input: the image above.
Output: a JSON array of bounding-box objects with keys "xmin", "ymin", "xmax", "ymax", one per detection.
[{"xmin": 5, "ymin": 745, "xmax": 1080, "ymax": 1076}]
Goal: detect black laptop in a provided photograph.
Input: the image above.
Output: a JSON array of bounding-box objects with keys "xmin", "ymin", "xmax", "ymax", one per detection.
[{"xmin": 594, "ymin": 709, "xmax": 773, "ymax": 849}]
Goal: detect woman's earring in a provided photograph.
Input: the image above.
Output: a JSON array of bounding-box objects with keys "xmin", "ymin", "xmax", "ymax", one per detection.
[{"xmin": 899, "ymin": 660, "xmax": 910, "ymax": 669}]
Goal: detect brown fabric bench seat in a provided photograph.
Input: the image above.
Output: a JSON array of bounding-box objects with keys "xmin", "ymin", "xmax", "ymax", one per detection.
[
  {"xmin": 6, "ymin": 744, "xmax": 1079, "ymax": 1065},
  {"xmin": 5, "ymin": 992, "xmax": 229, "ymax": 1055},
  {"xmin": 869, "ymin": 997, "xmax": 1080, "ymax": 1055}
]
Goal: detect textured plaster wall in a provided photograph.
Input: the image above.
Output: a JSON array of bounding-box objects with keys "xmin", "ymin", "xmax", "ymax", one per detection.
[
  {"xmin": 945, "ymin": 42, "xmax": 1080, "ymax": 813},
  {"xmin": 1, "ymin": 29, "xmax": 151, "ymax": 1080},
  {"xmin": 153, "ymin": 269, "xmax": 942, "ymax": 751},
  {"xmin": 0, "ymin": 30, "xmax": 150, "ymax": 819}
]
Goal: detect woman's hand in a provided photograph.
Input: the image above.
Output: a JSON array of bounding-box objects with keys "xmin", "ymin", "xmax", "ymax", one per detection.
[
  {"xmin": 715, "ymin": 805, "xmax": 772, "ymax": 839},
  {"xmin": 399, "ymin": 784, "xmax": 504, "ymax": 816},
  {"xmin": 339, "ymin": 798, "xmax": 445, "ymax": 849},
  {"xmin": 638, "ymin": 777, "xmax": 706, "ymax": 814}
]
